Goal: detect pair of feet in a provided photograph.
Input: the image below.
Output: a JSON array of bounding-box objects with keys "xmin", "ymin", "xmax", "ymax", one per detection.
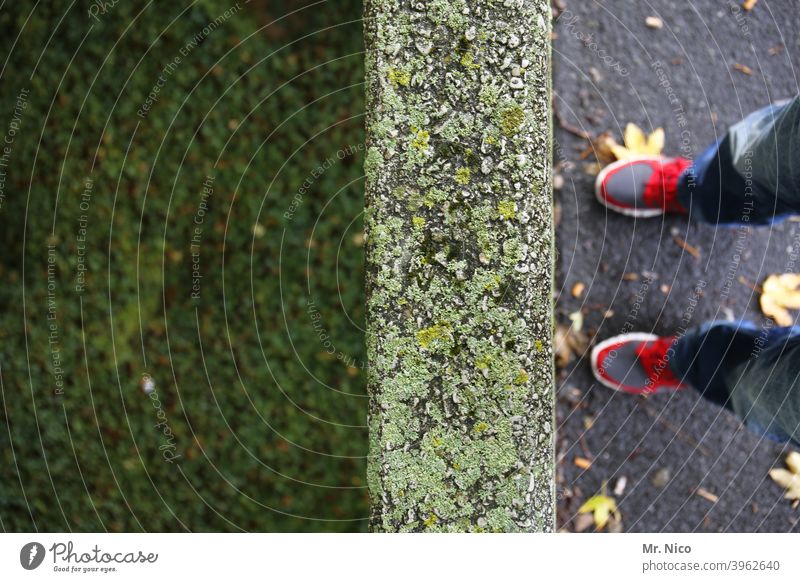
[{"xmin": 589, "ymin": 155, "xmax": 691, "ymax": 395}]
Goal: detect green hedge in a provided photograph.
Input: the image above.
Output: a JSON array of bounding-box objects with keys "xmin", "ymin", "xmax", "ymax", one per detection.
[{"xmin": 0, "ymin": 0, "xmax": 367, "ymax": 531}]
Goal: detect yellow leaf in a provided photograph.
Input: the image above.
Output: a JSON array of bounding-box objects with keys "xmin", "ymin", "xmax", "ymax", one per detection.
[
  {"xmin": 770, "ymin": 452, "xmax": 800, "ymax": 502},
  {"xmin": 604, "ymin": 123, "xmax": 666, "ymax": 161},
  {"xmin": 623, "ymin": 123, "xmax": 647, "ymax": 152},
  {"xmin": 769, "ymin": 467, "xmax": 800, "ymax": 501},
  {"xmin": 646, "ymin": 128, "xmax": 665, "ymax": 154},
  {"xmin": 760, "ymin": 273, "xmax": 800, "ymax": 326},
  {"xmin": 578, "ymin": 494, "xmax": 619, "ymax": 530},
  {"xmin": 610, "ymin": 142, "xmax": 634, "ymax": 160},
  {"xmin": 785, "ymin": 451, "xmax": 800, "ymax": 474}
]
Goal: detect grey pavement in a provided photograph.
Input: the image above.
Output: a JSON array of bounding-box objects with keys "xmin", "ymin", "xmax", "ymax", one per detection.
[{"xmin": 553, "ymin": 0, "xmax": 800, "ymax": 532}]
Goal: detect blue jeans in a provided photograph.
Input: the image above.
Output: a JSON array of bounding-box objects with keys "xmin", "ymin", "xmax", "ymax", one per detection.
[
  {"xmin": 671, "ymin": 322, "xmax": 800, "ymax": 444},
  {"xmin": 677, "ymin": 97, "xmax": 800, "ymax": 225},
  {"xmin": 669, "ymin": 97, "xmax": 800, "ymax": 444}
]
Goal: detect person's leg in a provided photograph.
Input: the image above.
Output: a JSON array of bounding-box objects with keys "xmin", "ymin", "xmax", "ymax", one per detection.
[
  {"xmin": 670, "ymin": 320, "xmax": 800, "ymax": 442},
  {"xmin": 677, "ymin": 97, "xmax": 800, "ymax": 225},
  {"xmin": 591, "ymin": 320, "xmax": 800, "ymax": 443},
  {"xmin": 596, "ymin": 96, "xmax": 800, "ymax": 223}
]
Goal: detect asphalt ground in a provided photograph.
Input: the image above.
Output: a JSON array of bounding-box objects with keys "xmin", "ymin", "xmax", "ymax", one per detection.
[{"xmin": 553, "ymin": 0, "xmax": 800, "ymax": 532}]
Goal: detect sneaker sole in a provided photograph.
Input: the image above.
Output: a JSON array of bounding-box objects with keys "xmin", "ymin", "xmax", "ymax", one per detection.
[
  {"xmin": 594, "ymin": 157, "xmax": 667, "ymax": 218},
  {"xmin": 590, "ymin": 332, "xmax": 661, "ymax": 393}
]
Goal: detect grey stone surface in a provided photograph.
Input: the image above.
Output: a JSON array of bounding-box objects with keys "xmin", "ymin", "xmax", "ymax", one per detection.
[
  {"xmin": 363, "ymin": 0, "xmax": 554, "ymax": 532},
  {"xmin": 554, "ymin": 0, "xmax": 800, "ymax": 532}
]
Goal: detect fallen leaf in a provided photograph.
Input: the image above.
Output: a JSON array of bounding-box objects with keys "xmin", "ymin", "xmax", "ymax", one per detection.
[
  {"xmin": 769, "ymin": 44, "xmax": 785, "ymax": 56},
  {"xmin": 555, "ymin": 326, "xmax": 572, "ymax": 369},
  {"xmin": 651, "ymin": 467, "xmax": 670, "ymax": 488},
  {"xmin": 733, "ymin": 63, "xmax": 753, "ymax": 76},
  {"xmin": 769, "ymin": 452, "xmax": 800, "ymax": 501},
  {"xmin": 786, "ymin": 451, "xmax": 800, "ymax": 474},
  {"xmin": 738, "ymin": 275, "xmax": 762, "ymax": 294},
  {"xmin": 605, "ymin": 123, "xmax": 665, "ymax": 160},
  {"xmin": 672, "ymin": 235, "xmax": 701, "ymax": 259},
  {"xmin": 645, "ymin": 16, "xmax": 663, "ymax": 29},
  {"xmin": 573, "ymin": 512, "xmax": 595, "ymax": 533},
  {"xmin": 622, "ymin": 272, "xmax": 639, "ymax": 282},
  {"xmin": 583, "ymin": 162, "xmax": 603, "ymax": 176},
  {"xmin": 568, "ymin": 310, "xmax": 584, "ymax": 332},
  {"xmin": 760, "ymin": 273, "xmax": 800, "ymax": 326},
  {"xmin": 770, "ymin": 469, "xmax": 800, "ymax": 500},
  {"xmin": 607, "ymin": 518, "xmax": 624, "ymax": 533},
  {"xmin": 578, "ymin": 493, "xmax": 620, "ymax": 530},
  {"xmin": 572, "ymin": 282, "xmax": 586, "ymax": 298},
  {"xmin": 592, "ymin": 131, "xmax": 618, "ymax": 165},
  {"xmin": 695, "ymin": 487, "xmax": 719, "ymax": 503},
  {"xmin": 555, "ymin": 321, "xmax": 588, "ymax": 369},
  {"xmin": 743, "ymin": 0, "xmax": 758, "ymax": 10},
  {"xmin": 574, "ymin": 457, "xmax": 592, "ymax": 470}
]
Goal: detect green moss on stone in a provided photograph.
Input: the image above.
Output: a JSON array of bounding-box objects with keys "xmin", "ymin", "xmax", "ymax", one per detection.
[
  {"xmin": 459, "ymin": 50, "xmax": 480, "ymax": 70},
  {"xmin": 364, "ymin": 147, "xmax": 383, "ymax": 184},
  {"xmin": 387, "ymin": 67, "xmax": 411, "ymax": 87},
  {"xmin": 410, "ymin": 128, "xmax": 430, "ymax": 151},
  {"xmin": 416, "ymin": 324, "xmax": 451, "ymax": 349},
  {"xmin": 500, "ymin": 105, "xmax": 525, "ymax": 137},
  {"xmin": 497, "ymin": 199, "xmax": 517, "ymax": 220},
  {"xmin": 454, "ymin": 167, "xmax": 471, "ymax": 185}
]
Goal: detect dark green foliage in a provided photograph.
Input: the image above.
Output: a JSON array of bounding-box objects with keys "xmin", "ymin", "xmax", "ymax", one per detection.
[{"xmin": 0, "ymin": 0, "xmax": 367, "ymax": 531}]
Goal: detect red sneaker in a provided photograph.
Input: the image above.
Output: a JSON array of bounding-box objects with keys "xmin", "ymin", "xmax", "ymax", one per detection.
[
  {"xmin": 591, "ymin": 333, "xmax": 688, "ymax": 395},
  {"xmin": 595, "ymin": 156, "xmax": 692, "ymax": 217}
]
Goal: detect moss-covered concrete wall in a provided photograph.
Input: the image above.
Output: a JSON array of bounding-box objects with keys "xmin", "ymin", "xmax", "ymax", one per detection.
[{"xmin": 363, "ymin": 0, "xmax": 554, "ymax": 532}]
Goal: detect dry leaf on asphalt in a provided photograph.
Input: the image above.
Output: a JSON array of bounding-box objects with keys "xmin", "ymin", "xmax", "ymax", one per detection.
[
  {"xmin": 760, "ymin": 273, "xmax": 800, "ymax": 326},
  {"xmin": 555, "ymin": 323, "xmax": 588, "ymax": 369},
  {"xmin": 786, "ymin": 451, "xmax": 800, "ymax": 473},
  {"xmin": 578, "ymin": 493, "xmax": 620, "ymax": 530},
  {"xmin": 743, "ymin": 0, "xmax": 758, "ymax": 10},
  {"xmin": 592, "ymin": 131, "xmax": 618, "ymax": 165},
  {"xmin": 673, "ymin": 235, "xmax": 701, "ymax": 259},
  {"xmin": 603, "ymin": 123, "xmax": 665, "ymax": 161},
  {"xmin": 645, "ymin": 16, "xmax": 663, "ymax": 29},
  {"xmin": 573, "ymin": 512, "xmax": 595, "ymax": 533},
  {"xmin": 694, "ymin": 487, "xmax": 719, "ymax": 504},
  {"xmin": 614, "ymin": 476, "xmax": 628, "ymax": 496},
  {"xmin": 555, "ymin": 311, "xmax": 588, "ymax": 369},
  {"xmin": 769, "ymin": 451, "xmax": 800, "ymax": 501}
]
